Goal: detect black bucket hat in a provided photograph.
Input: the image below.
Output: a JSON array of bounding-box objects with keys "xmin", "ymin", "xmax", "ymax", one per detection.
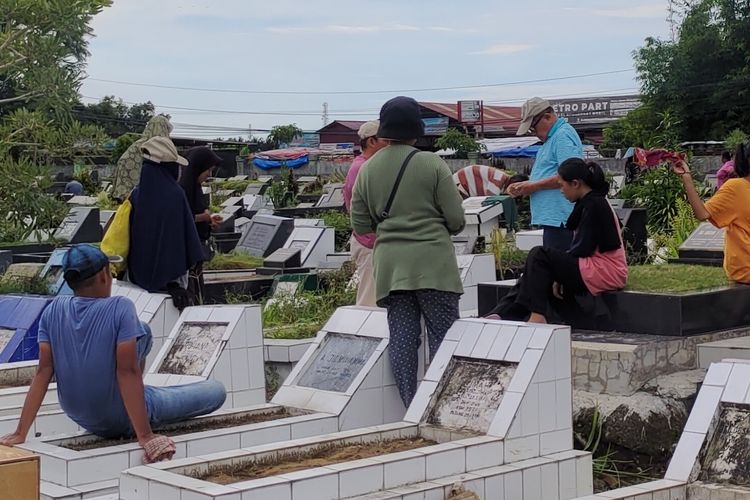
[{"xmin": 377, "ymin": 96, "xmax": 425, "ymax": 141}]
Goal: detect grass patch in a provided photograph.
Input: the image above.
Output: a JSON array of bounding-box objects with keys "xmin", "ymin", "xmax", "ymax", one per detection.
[
  {"xmin": 263, "ymin": 264, "xmax": 356, "ymax": 339},
  {"xmin": 205, "ymin": 251, "xmax": 264, "ymax": 270},
  {"xmin": 0, "ymin": 275, "xmax": 50, "ymax": 295},
  {"xmin": 626, "ymin": 264, "xmax": 729, "ymax": 293}
]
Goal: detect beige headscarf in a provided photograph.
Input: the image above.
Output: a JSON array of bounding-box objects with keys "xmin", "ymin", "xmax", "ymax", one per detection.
[{"xmin": 111, "ymin": 115, "xmax": 173, "ymax": 200}]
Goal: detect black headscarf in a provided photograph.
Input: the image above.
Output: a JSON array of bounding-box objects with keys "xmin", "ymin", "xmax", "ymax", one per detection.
[
  {"xmin": 179, "ymin": 147, "xmax": 222, "ymax": 241},
  {"xmin": 128, "ymin": 159, "xmax": 206, "ymax": 292}
]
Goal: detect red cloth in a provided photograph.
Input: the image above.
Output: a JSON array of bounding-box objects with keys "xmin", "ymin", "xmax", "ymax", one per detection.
[{"xmin": 633, "ymin": 148, "xmax": 685, "ymax": 170}]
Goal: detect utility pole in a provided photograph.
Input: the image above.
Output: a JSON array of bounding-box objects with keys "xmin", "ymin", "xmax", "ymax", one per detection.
[
  {"xmin": 322, "ymin": 102, "xmax": 329, "ymax": 127},
  {"xmin": 247, "ymin": 123, "xmax": 252, "ymax": 140}
]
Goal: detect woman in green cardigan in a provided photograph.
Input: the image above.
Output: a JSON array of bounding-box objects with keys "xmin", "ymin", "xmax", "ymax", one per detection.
[{"xmin": 351, "ymin": 96, "xmax": 466, "ymax": 406}]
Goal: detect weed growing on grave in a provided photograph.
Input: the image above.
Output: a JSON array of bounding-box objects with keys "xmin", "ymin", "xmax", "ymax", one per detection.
[
  {"xmin": 576, "ymin": 407, "xmax": 656, "ymax": 492},
  {"xmin": 320, "ymin": 210, "xmax": 352, "ymax": 252},
  {"xmin": 265, "ymin": 365, "xmax": 281, "ymax": 400},
  {"xmin": 263, "ymin": 263, "xmax": 356, "ymax": 339},
  {"xmin": 0, "ymin": 275, "xmax": 49, "ymax": 295},
  {"xmin": 205, "ymin": 251, "xmax": 264, "ymax": 270},
  {"xmin": 487, "ymin": 229, "xmax": 527, "ymax": 279},
  {"xmin": 627, "ymin": 264, "xmax": 729, "ymax": 293},
  {"xmin": 213, "ymin": 179, "xmax": 254, "ymax": 193}
]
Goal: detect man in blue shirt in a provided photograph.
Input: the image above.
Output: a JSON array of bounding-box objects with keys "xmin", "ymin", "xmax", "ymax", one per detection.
[
  {"xmin": 0, "ymin": 245, "xmax": 226, "ymax": 463},
  {"xmin": 508, "ymin": 97, "xmax": 584, "ymax": 249}
]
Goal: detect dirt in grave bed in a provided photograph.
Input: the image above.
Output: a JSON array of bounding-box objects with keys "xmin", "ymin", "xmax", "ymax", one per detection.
[
  {"xmin": 194, "ymin": 437, "xmax": 437, "ymax": 484},
  {"xmin": 62, "ymin": 408, "xmax": 292, "ymax": 451}
]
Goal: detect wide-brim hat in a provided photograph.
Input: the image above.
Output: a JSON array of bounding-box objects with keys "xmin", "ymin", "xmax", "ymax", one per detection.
[{"xmin": 141, "ymin": 136, "xmax": 189, "ymax": 166}]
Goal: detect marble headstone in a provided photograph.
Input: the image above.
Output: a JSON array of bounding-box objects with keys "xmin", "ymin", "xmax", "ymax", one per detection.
[
  {"xmin": 297, "ymin": 333, "xmax": 381, "ymax": 392},
  {"xmin": 236, "ymin": 214, "xmax": 294, "ymax": 257},
  {"xmin": 427, "ymin": 358, "xmax": 517, "ymax": 434},
  {"xmin": 157, "ymin": 322, "xmax": 228, "ymax": 376}
]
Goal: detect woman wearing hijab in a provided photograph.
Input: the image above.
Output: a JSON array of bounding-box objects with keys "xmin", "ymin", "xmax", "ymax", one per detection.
[
  {"xmin": 111, "ymin": 115, "xmax": 173, "ymax": 201},
  {"xmin": 179, "ymin": 147, "xmax": 224, "ymax": 303},
  {"xmin": 127, "ymin": 137, "xmax": 205, "ymax": 308}
]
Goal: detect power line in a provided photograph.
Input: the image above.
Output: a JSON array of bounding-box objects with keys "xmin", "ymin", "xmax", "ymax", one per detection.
[{"xmin": 85, "ymin": 69, "xmax": 634, "ymax": 96}]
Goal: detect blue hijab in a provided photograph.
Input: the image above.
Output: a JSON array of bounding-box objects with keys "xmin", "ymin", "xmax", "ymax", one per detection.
[{"xmin": 128, "ymin": 159, "xmax": 205, "ymax": 292}]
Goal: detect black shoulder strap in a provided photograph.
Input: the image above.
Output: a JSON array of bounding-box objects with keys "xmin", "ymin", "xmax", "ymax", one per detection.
[{"xmin": 375, "ymin": 148, "xmax": 419, "ymax": 224}]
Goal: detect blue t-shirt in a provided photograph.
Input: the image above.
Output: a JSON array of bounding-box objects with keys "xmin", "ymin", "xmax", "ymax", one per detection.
[
  {"xmin": 38, "ymin": 296, "xmax": 143, "ymax": 436},
  {"xmin": 529, "ymin": 118, "xmax": 583, "ymax": 227}
]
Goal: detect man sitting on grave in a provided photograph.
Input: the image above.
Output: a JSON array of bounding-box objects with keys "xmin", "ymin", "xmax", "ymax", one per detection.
[
  {"xmin": 453, "ymin": 164, "xmax": 528, "ymax": 199},
  {"xmin": 0, "ymin": 244, "xmax": 226, "ymax": 463}
]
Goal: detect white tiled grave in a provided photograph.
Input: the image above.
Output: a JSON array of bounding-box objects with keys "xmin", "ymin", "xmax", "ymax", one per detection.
[
  {"xmin": 20, "ymin": 307, "xmax": 422, "ymax": 498},
  {"xmin": 282, "ymin": 226, "xmax": 335, "ymax": 268},
  {"xmin": 460, "ymin": 196, "xmax": 504, "ymax": 238},
  {"xmin": 516, "ymin": 229, "xmax": 544, "ymax": 251},
  {"xmin": 457, "ymin": 253, "xmax": 496, "ymax": 318},
  {"xmin": 121, "ymin": 318, "xmax": 588, "ymax": 500},
  {"xmin": 0, "ymin": 304, "xmax": 263, "ymax": 442},
  {"xmin": 0, "ymin": 282, "xmax": 180, "ymax": 423},
  {"xmin": 570, "ymin": 358, "xmax": 750, "ymax": 499},
  {"xmin": 111, "ymin": 281, "xmax": 180, "ymax": 369},
  {"xmin": 144, "ymin": 305, "xmax": 266, "ymax": 409}
]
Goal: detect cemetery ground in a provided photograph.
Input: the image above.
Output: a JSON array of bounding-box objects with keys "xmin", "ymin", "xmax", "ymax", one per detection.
[{"xmin": 3, "ymin": 170, "xmax": 750, "ymax": 498}]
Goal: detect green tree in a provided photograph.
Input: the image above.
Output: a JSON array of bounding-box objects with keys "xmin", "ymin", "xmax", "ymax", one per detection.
[
  {"xmin": 73, "ymin": 96, "xmax": 155, "ymax": 137},
  {"xmin": 0, "ymin": 0, "xmax": 111, "ymax": 242},
  {"xmin": 724, "ymin": 128, "xmax": 748, "ymax": 152},
  {"xmin": 0, "ymin": 0, "xmax": 112, "ymax": 116},
  {"xmin": 267, "ymin": 124, "xmax": 303, "ymax": 148},
  {"xmin": 634, "ymin": 0, "xmax": 750, "ymax": 140},
  {"xmin": 434, "ymin": 128, "xmax": 485, "ymax": 158}
]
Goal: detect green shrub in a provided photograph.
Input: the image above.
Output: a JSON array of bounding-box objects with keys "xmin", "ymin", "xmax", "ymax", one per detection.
[
  {"xmin": 0, "ymin": 275, "xmax": 50, "ymax": 295},
  {"xmin": 262, "ymin": 264, "xmax": 356, "ymax": 339},
  {"xmin": 321, "ymin": 210, "xmax": 352, "ymax": 252}
]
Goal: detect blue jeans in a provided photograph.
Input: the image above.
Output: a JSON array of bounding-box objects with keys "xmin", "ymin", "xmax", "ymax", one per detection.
[{"xmin": 134, "ymin": 324, "xmax": 227, "ymax": 432}]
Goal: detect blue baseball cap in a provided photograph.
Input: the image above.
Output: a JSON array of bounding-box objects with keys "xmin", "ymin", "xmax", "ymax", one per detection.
[{"xmin": 62, "ymin": 244, "xmax": 122, "ymax": 286}]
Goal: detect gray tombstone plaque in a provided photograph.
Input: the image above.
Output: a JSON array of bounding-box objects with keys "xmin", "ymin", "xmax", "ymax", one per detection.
[
  {"xmin": 237, "ymin": 215, "xmax": 294, "ymax": 257},
  {"xmin": 316, "ymin": 184, "xmax": 345, "ymax": 208},
  {"xmin": 288, "ymin": 239, "xmax": 310, "ymax": 251},
  {"xmin": 680, "ymin": 222, "xmax": 726, "ymax": 253},
  {"xmin": 297, "ymin": 333, "xmax": 380, "ymax": 392},
  {"xmin": 427, "ymin": 358, "xmax": 517, "ymax": 434},
  {"xmin": 263, "ymin": 248, "xmax": 302, "ymax": 269},
  {"xmin": 0, "ymin": 328, "xmax": 15, "ymax": 354},
  {"xmin": 158, "ymin": 322, "xmax": 228, "ymax": 376},
  {"xmin": 100, "ymin": 210, "xmax": 116, "ymax": 234},
  {"xmin": 53, "ymin": 207, "xmax": 102, "ymax": 244}
]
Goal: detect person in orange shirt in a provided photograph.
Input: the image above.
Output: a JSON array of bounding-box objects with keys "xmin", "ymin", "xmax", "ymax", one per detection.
[{"xmin": 670, "ymin": 145, "xmax": 750, "ymax": 283}]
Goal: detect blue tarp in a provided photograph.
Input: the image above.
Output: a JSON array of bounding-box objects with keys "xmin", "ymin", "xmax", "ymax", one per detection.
[
  {"xmin": 252, "ymin": 156, "xmax": 309, "ymax": 170},
  {"xmin": 0, "ymin": 295, "xmax": 53, "ymax": 363},
  {"xmin": 489, "ymin": 145, "xmax": 541, "ymax": 158}
]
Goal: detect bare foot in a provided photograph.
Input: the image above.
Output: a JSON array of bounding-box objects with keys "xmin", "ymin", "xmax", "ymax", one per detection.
[{"xmin": 527, "ymin": 312, "xmax": 547, "ymax": 324}]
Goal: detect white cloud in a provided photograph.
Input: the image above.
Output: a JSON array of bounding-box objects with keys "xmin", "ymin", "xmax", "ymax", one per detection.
[{"xmin": 470, "ymin": 44, "xmax": 535, "ymax": 55}]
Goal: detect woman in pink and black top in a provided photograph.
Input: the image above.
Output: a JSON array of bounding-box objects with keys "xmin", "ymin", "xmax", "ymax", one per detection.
[{"xmin": 488, "ymin": 158, "xmax": 627, "ymax": 324}]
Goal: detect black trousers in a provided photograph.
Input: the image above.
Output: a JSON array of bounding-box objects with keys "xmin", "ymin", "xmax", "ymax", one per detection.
[
  {"xmin": 541, "ymin": 225, "xmax": 574, "ymax": 251},
  {"xmin": 490, "ymin": 246, "xmax": 587, "ymax": 321}
]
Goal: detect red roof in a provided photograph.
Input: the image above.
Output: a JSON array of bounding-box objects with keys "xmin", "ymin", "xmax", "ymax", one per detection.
[
  {"xmin": 318, "ymin": 120, "xmax": 366, "ymax": 132},
  {"xmin": 419, "ymin": 102, "xmax": 522, "ymax": 131}
]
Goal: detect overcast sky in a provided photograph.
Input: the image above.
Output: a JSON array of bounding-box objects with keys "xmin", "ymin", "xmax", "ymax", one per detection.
[{"xmin": 80, "ymin": 0, "xmax": 672, "ymax": 138}]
